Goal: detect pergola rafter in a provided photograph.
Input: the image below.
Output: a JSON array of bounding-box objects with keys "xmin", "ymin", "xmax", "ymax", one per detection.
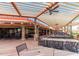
[
  {"xmin": 11, "ymin": 2, "xmax": 22, "ymax": 16},
  {"xmin": 64, "ymin": 14, "xmax": 79, "ymax": 26}
]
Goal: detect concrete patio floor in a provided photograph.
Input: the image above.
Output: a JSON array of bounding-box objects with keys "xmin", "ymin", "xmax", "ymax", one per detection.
[
  {"xmin": 0, "ymin": 39, "xmax": 79, "ymax": 56},
  {"xmin": 0, "ymin": 39, "xmax": 38, "ymax": 56}
]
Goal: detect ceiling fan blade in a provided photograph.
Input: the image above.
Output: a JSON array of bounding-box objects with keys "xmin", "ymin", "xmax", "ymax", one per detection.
[
  {"xmin": 53, "ymin": 10, "xmax": 59, "ymax": 12},
  {"xmin": 50, "ymin": 5, "xmax": 59, "ymax": 12}
]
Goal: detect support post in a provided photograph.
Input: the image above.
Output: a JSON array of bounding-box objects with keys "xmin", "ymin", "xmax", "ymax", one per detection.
[
  {"xmin": 34, "ymin": 18, "xmax": 39, "ymax": 41},
  {"xmin": 49, "ymin": 29, "xmax": 51, "ymax": 35},
  {"xmin": 25, "ymin": 27, "xmax": 28, "ymax": 39},
  {"xmin": 67, "ymin": 26, "xmax": 69, "ymax": 33},
  {"xmin": 64, "ymin": 26, "xmax": 67, "ymax": 33},
  {"xmin": 21, "ymin": 26, "xmax": 25, "ymax": 40},
  {"xmin": 69, "ymin": 25, "xmax": 73, "ymax": 36}
]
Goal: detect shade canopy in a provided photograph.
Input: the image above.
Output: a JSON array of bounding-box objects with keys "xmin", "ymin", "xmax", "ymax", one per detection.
[{"xmin": 0, "ymin": 2, "xmax": 79, "ymax": 28}]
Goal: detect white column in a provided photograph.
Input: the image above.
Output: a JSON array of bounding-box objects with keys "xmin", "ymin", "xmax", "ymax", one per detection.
[
  {"xmin": 34, "ymin": 25, "xmax": 39, "ymax": 41},
  {"xmin": 21, "ymin": 26, "xmax": 25, "ymax": 40},
  {"xmin": 69, "ymin": 25, "xmax": 72, "ymax": 36},
  {"xmin": 37, "ymin": 26, "xmax": 39, "ymax": 40},
  {"xmin": 34, "ymin": 23, "xmax": 36, "ymax": 41},
  {"xmin": 63, "ymin": 27, "xmax": 65, "ymax": 32},
  {"xmin": 34, "ymin": 18, "xmax": 39, "ymax": 41},
  {"xmin": 64, "ymin": 26, "xmax": 67, "ymax": 33},
  {"xmin": 67, "ymin": 26, "xmax": 69, "ymax": 33}
]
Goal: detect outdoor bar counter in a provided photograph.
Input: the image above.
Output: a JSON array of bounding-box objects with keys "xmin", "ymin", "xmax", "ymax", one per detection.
[{"xmin": 38, "ymin": 37, "xmax": 79, "ymax": 53}]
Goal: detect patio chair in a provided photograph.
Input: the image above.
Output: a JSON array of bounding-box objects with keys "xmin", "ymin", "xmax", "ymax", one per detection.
[
  {"xmin": 16, "ymin": 43, "xmax": 27, "ymax": 56},
  {"xmin": 16, "ymin": 43, "xmax": 41, "ymax": 56}
]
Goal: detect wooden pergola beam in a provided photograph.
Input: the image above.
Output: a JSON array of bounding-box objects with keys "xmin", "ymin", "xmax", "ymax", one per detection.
[
  {"xmin": 36, "ymin": 2, "xmax": 59, "ymax": 17},
  {"xmin": 11, "ymin": 2, "xmax": 22, "ymax": 16},
  {"xmin": 0, "ymin": 14, "xmax": 35, "ymax": 18},
  {"xmin": 64, "ymin": 14, "xmax": 79, "ymax": 26}
]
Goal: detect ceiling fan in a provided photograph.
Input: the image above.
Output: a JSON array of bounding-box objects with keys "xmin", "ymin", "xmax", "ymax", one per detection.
[
  {"xmin": 43, "ymin": 10, "xmax": 59, "ymax": 15},
  {"xmin": 43, "ymin": 5, "xmax": 59, "ymax": 15},
  {"xmin": 43, "ymin": 8, "xmax": 59, "ymax": 15},
  {"xmin": 49, "ymin": 9, "xmax": 59, "ymax": 15}
]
